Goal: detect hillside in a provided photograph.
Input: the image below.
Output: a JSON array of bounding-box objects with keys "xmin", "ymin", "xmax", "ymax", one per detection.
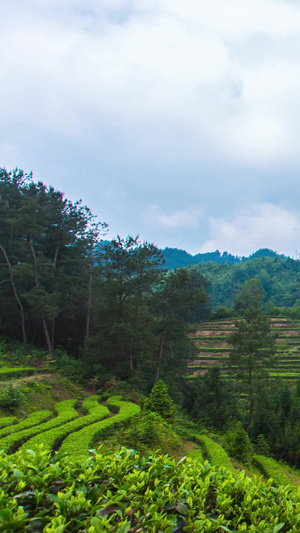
[
  {"xmin": 162, "ymin": 247, "xmax": 284, "ymax": 270},
  {"xmin": 1, "ymin": 353, "xmax": 300, "ymax": 530},
  {"xmin": 188, "ymin": 317, "xmax": 300, "ymax": 380}
]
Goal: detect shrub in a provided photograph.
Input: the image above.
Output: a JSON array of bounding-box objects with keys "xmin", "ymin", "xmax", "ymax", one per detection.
[
  {"xmin": 0, "ymin": 400, "xmax": 78, "ymax": 453},
  {"xmin": 0, "ymin": 385, "xmax": 26, "ymax": 410},
  {"xmin": 253, "ymin": 455, "xmax": 291, "ymax": 486},
  {"xmin": 61, "ymin": 396, "xmax": 141, "ymax": 456},
  {"xmin": 143, "ymin": 380, "xmax": 174, "ymax": 420},
  {"xmin": 21, "ymin": 396, "xmax": 109, "ymax": 453},
  {"xmin": 223, "ymin": 421, "xmax": 253, "ymax": 463},
  {"xmin": 194, "ymin": 434, "xmax": 234, "ymax": 472},
  {"xmin": 0, "ymin": 416, "xmax": 17, "ymax": 429},
  {"xmin": 0, "ymin": 409, "xmax": 52, "ymax": 440},
  {"xmin": 1, "ymin": 447, "xmax": 300, "ymax": 531},
  {"xmin": 0, "ymin": 367, "xmax": 35, "ymax": 380},
  {"xmin": 121, "ymin": 411, "xmax": 181, "ymax": 452}
]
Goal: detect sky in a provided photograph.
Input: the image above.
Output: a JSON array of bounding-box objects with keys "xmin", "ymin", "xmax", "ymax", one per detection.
[{"xmin": 2, "ymin": 0, "xmax": 300, "ymax": 257}]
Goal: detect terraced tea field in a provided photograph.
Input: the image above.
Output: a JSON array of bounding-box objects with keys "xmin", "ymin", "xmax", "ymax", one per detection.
[
  {"xmin": 188, "ymin": 318, "xmax": 300, "ymax": 381},
  {"xmin": 0, "ymin": 395, "xmax": 140, "ymax": 456}
]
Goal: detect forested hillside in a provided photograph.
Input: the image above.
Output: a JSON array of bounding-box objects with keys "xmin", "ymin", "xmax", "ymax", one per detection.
[
  {"xmin": 195, "ymin": 256, "xmax": 300, "ymax": 312},
  {"xmin": 162, "ymin": 246, "xmax": 283, "ymax": 270},
  {"xmin": 0, "ymin": 168, "xmax": 209, "ymax": 393}
]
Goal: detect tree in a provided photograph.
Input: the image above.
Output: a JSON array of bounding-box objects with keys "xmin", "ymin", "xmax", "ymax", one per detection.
[
  {"xmin": 228, "ymin": 309, "xmax": 276, "ymax": 433},
  {"xmin": 0, "ymin": 168, "xmax": 107, "ymax": 355},
  {"xmin": 150, "ymin": 268, "xmax": 208, "ymax": 389},
  {"xmin": 234, "ymin": 278, "xmax": 265, "ymax": 315},
  {"xmin": 85, "ymin": 237, "xmax": 166, "ymax": 381},
  {"xmin": 143, "ymin": 379, "xmax": 174, "ymax": 420}
]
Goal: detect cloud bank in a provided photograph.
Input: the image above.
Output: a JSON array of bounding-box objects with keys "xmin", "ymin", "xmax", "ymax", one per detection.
[{"xmin": 1, "ymin": 1, "xmax": 300, "ymax": 255}]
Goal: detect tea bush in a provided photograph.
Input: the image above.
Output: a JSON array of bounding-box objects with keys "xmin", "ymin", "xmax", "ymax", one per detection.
[
  {"xmin": 0, "ymin": 446, "xmax": 300, "ymax": 532},
  {"xmin": 0, "ymin": 399, "xmax": 78, "ymax": 453},
  {"xmin": 61, "ymin": 396, "xmax": 141, "ymax": 456}
]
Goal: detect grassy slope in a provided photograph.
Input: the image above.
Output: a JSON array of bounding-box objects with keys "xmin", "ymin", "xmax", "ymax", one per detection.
[{"xmin": 0, "ymin": 352, "xmax": 300, "ymax": 488}]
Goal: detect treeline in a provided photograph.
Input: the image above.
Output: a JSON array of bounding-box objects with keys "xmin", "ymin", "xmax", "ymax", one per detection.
[
  {"xmin": 163, "ymin": 246, "xmax": 282, "ymax": 270},
  {"xmin": 192, "ymin": 256, "xmax": 300, "ymax": 313},
  {"xmin": 0, "ymin": 169, "xmax": 209, "ymax": 392}
]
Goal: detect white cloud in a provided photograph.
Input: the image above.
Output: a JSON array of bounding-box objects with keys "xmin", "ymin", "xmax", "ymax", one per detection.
[
  {"xmin": 146, "ymin": 205, "xmax": 204, "ymax": 229},
  {"xmin": 201, "ymin": 204, "xmax": 300, "ymax": 256},
  {"xmin": 2, "ymin": 1, "xmax": 300, "ymax": 255},
  {"xmin": 2, "ymin": 0, "xmax": 300, "ymax": 165}
]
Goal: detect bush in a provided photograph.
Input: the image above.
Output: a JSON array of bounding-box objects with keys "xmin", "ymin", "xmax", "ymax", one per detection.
[
  {"xmin": 0, "ymin": 385, "xmax": 26, "ymax": 410},
  {"xmin": 223, "ymin": 421, "xmax": 253, "ymax": 463},
  {"xmin": 194, "ymin": 434, "xmax": 234, "ymax": 472},
  {"xmin": 252, "ymin": 455, "xmax": 291, "ymax": 486},
  {"xmin": 143, "ymin": 380, "xmax": 174, "ymax": 420},
  {"xmin": 0, "ymin": 367, "xmax": 35, "ymax": 381},
  {"xmin": 61, "ymin": 396, "xmax": 141, "ymax": 456},
  {"xmin": 121, "ymin": 411, "xmax": 181, "ymax": 452},
  {"xmin": 0, "ymin": 400, "xmax": 78, "ymax": 453}
]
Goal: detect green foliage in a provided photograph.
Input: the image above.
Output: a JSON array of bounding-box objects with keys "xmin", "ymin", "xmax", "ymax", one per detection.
[
  {"xmin": 253, "ymin": 455, "xmax": 292, "ymax": 486},
  {"xmin": 0, "ymin": 410, "xmax": 52, "ymax": 440},
  {"xmin": 0, "ymin": 400, "xmax": 78, "ymax": 453},
  {"xmin": 223, "ymin": 421, "xmax": 254, "ymax": 463},
  {"xmin": 119, "ymin": 411, "xmax": 181, "ymax": 453},
  {"xmin": 254, "ymin": 434, "xmax": 271, "ymax": 456},
  {"xmin": 0, "ymin": 384, "xmax": 26, "ymax": 411},
  {"xmin": 1, "ymin": 446, "xmax": 299, "ymax": 531},
  {"xmin": 21, "ymin": 396, "xmax": 110, "ymax": 453},
  {"xmin": 60, "ymin": 396, "xmax": 141, "ymax": 456},
  {"xmin": 194, "ymin": 434, "xmax": 235, "ymax": 472},
  {"xmin": 0, "ymin": 366, "xmax": 35, "ymax": 380},
  {"xmin": 143, "ymin": 379, "xmax": 174, "ymax": 420},
  {"xmin": 228, "ymin": 309, "xmax": 277, "ymax": 431},
  {"xmin": 234, "ymin": 278, "xmax": 265, "ymax": 314},
  {"xmin": 0, "ymin": 416, "xmax": 17, "ymax": 429},
  {"xmin": 190, "ymin": 366, "xmax": 239, "ymax": 429}
]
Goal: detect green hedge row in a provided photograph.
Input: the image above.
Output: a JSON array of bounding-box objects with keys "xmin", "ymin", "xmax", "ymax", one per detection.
[
  {"xmin": 0, "ymin": 410, "xmax": 52, "ymax": 439},
  {"xmin": 0, "ymin": 400, "xmax": 78, "ymax": 453},
  {"xmin": 0, "ymin": 416, "xmax": 17, "ymax": 429},
  {"xmin": 194, "ymin": 434, "xmax": 235, "ymax": 473},
  {"xmin": 187, "ymin": 448, "xmax": 204, "ymax": 463},
  {"xmin": 21, "ymin": 396, "xmax": 110, "ymax": 453},
  {"xmin": 60, "ymin": 396, "xmax": 141, "ymax": 456},
  {"xmin": 252, "ymin": 454, "xmax": 292, "ymax": 486},
  {"xmin": 0, "ymin": 366, "xmax": 35, "ymax": 380}
]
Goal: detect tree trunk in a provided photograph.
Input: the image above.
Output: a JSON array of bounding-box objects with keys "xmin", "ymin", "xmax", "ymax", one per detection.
[
  {"xmin": 85, "ymin": 242, "xmax": 94, "ymax": 342},
  {"xmin": 0, "ymin": 245, "xmax": 27, "ymax": 353},
  {"xmin": 152, "ymin": 301, "xmax": 168, "ymax": 389},
  {"xmin": 29, "ymin": 236, "xmax": 53, "ymax": 355},
  {"xmin": 246, "ymin": 396, "xmax": 254, "ymax": 434}
]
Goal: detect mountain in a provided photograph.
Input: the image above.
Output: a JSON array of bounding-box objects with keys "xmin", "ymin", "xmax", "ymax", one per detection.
[{"xmin": 162, "ymin": 247, "xmax": 285, "ymax": 270}]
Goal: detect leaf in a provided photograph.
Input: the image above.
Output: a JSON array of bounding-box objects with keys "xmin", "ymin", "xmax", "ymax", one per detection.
[{"xmin": 273, "ymin": 524, "xmax": 285, "ymax": 533}]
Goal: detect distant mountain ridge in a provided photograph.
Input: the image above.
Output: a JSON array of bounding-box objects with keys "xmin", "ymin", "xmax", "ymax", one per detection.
[{"xmin": 162, "ymin": 247, "xmax": 285, "ymax": 270}]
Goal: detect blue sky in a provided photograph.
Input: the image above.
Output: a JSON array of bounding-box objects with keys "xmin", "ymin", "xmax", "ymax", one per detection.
[{"xmin": 2, "ymin": 0, "xmax": 300, "ymax": 256}]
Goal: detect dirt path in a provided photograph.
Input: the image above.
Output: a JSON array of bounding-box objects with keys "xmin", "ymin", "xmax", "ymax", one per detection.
[{"xmin": 0, "ymin": 373, "xmax": 53, "ymax": 387}]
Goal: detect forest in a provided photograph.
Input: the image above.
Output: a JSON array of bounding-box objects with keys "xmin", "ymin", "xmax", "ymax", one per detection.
[{"xmin": 2, "ymin": 168, "xmax": 300, "ymax": 531}]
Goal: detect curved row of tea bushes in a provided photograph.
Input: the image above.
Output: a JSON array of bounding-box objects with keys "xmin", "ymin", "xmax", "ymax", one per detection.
[
  {"xmin": 187, "ymin": 448, "xmax": 204, "ymax": 463},
  {"xmin": 60, "ymin": 396, "xmax": 141, "ymax": 456},
  {"xmin": 0, "ymin": 410, "xmax": 52, "ymax": 439},
  {"xmin": 21, "ymin": 396, "xmax": 110, "ymax": 453},
  {"xmin": 1, "ymin": 446, "xmax": 300, "ymax": 532},
  {"xmin": 0, "ymin": 399, "xmax": 78, "ymax": 453},
  {"xmin": 0, "ymin": 366, "xmax": 35, "ymax": 380},
  {"xmin": 253, "ymin": 454, "xmax": 292, "ymax": 486},
  {"xmin": 0, "ymin": 416, "xmax": 17, "ymax": 429},
  {"xmin": 194, "ymin": 434, "xmax": 235, "ymax": 473}
]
